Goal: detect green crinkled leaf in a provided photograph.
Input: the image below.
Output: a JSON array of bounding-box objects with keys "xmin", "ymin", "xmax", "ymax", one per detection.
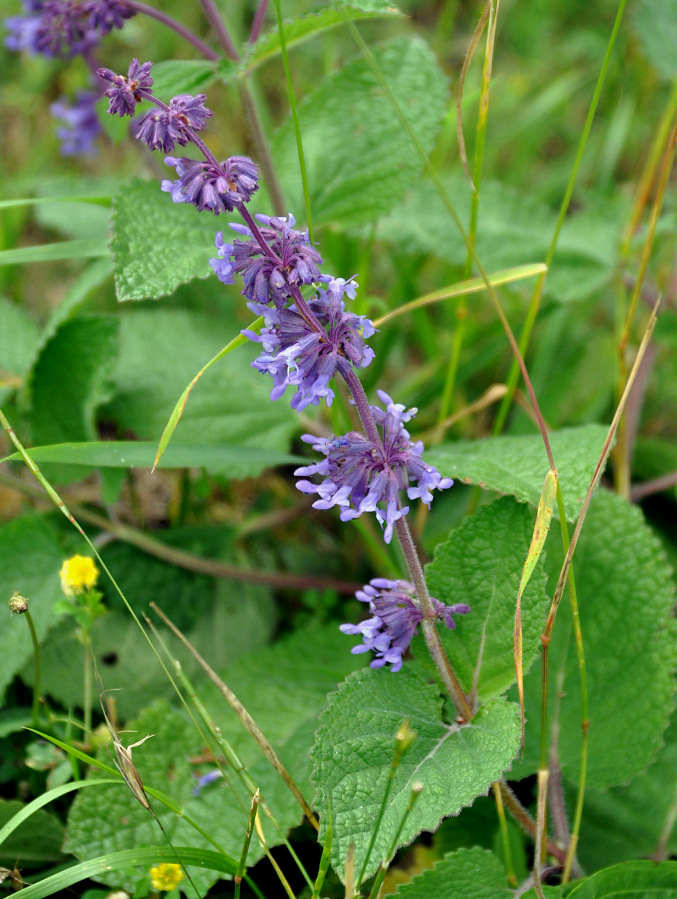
[
  {"xmin": 631, "ymin": 0, "xmax": 677, "ymax": 82},
  {"xmin": 29, "ymin": 316, "xmax": 119, "ymax": 446},
  {"xmin": 426, "ymin": 424, "xmax": 609, "ymax": 522},
  {"xmin": 272, "ymin": 35, "xmax": 447, "ymax": 227},
  {"xmin": 423, "ymin": 498, "xmax": 548, "ymax": 700},
  {"xmin": 27, "ymin": 315, "xmax": 119, "ymax": 483},
  {"xmin": 377, "ymin": 178, "xmax": 622, "ymax": 302},
  {"xmin": 311, "ymin": 668, "xmax": 521, "ymax": 883},
  {"xmin": 147, "ymin": 60, "xmax": 218, "ymax": 98},
  {"xmin": 391, "ymin": 846, "xmax": 511, "ymax": 898},
  {"xmin": 0, "ymin": 801, "xmax": 66, "ymax": 867},
  {"xmin": 0, "ymin": 515, "xmax": 66, "ymax": 704},
  {"xmin": 515, "ymin": 490, "xmax": 676, "ymax": 789},
  {"xmin": 0, "ymin": 297, "xmax": 40, "ymax": 402},
  {"xmin": 574, "ymin": 706, "xmax": 677, "ymax": 871},
  {"xmin": 565, "ymin": 860, "xmax": 677, "ymax": 898},
  {"xmin": 197, "ymin": 623, "xmax": 366, "ymax": 767},
  {"xmin": 242, "ymin": 3, "xmax": 403, "ymax": 75},
  {"xmin": 102, "ymin": 308, "xmax": 295, "ymax": 466},
  {"xmin": 111, "ymin": 180, "xmax": 222, "ymax": 301}
]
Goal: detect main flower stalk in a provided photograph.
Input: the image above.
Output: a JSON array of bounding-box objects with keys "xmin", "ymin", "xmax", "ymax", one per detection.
[{"xmin": 97, "ymin": 59, "xmax": 471, "ymax": 715}]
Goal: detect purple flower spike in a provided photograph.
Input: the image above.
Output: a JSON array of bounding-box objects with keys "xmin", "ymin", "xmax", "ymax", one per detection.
[
  {"xmin": 135, "ymin": 94, "xmax": 212, "ymax": 153},
  {"xmin": 242, "ymin": 276, "xmax": 375, "ymax": 410},
  {"xmin": 161, "ymin": 155, "xmax": 259, "ymax": 214},
  {"xmin": 98, "ymin": 59, "xmax": 153, "ymax": 118},
  {"xmin": 295, "ymin": 392, "xmax": 453, "ymax": 543},
  {"xmin": 5, "ymin": 0, "xmax": 134, "ymax": 58},
  {"xmin": 340, "ymin": 578, "xmax": 470, "ymax": 671},
  {"xmin": 50, "ymin": 90, "xmax": 102, "ymax": 156},
  {"xmin": 223, "ymin": 213, "xmax": 322, "ymax": 305}
]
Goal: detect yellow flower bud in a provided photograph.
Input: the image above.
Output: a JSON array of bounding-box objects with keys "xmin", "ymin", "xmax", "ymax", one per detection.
[
  {"xmin": 149, "ymin": 863, "xmax": 185, "ymax": 892},
  {"xmin": 59, "ymin": 555, "xmax": 99, "ymax": 596}
]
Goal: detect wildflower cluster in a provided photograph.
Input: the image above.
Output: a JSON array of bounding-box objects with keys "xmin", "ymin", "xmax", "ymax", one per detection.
[
  {"xmin": 341, "ymin": 579, "xmax": 471, "ymax": 672},
  {"xmin": 5, "ymin": 0, "xmax": 134, "ymax": 58},
  {"xmin": 94, "ymin": 59, "xmax": 467, "ymax": 672}
]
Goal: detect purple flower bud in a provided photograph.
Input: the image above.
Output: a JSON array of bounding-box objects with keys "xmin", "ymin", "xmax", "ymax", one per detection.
[
  {"xmin": 191, "ymin": 768, "xmax": 223, "ymax": 796},
  {"xmin": 243, "ymin": 275, "xmax": 375, "ymax": 410},
  {"xmin": 340, "ymin": 578, "xmax": 470, "ymax": 671},
  {"xmin": 50, "ymin": 89, "xmax": 102, "ymax": 156},
  {"xmin": 98, "ymin": 59, "xmax": 153, "ymax": 118},
  {"xmin": 215, "ymin": 213, "xmax": 322, "ymax": 305},
  {"xmin": 5, "ymin": 0, "xmax": 134, "ymax": 58},
  {"xmin": 295, "ymin": 391, "xmax": 453, "ymax": 543},
  {"xmin": 134, "ymin": 94, "xmax": 213, "ymax": 153},
  {"xmin": 161, "ymin": 155, "xmax": 259, "ymax": 214}
]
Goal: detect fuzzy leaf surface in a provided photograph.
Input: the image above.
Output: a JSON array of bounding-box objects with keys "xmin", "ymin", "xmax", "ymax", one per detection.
[
  {"xmin": 514, "ymin": 491, "xmax": 676, "ymax": 788},
  {"xmin": 423, "ymin": 498, "xmax": 548, "ymax": 699},
  {"xmin": 102, "ymin": 308, "xmax": 295, "ymax": 466},
  {"xmin": 273, "ymin": 36, "xmax": 447, "ymax": 227},
  {"xmin": 111, "ymin": 180, "xmax": 223, "ymax": 301},
  {"xmin": 242, "ymin": 3, "xmax": 404, "ymax": 75},
  {"xmin": 426, "ymin": 424, "xmax": 608, "ymax": 522},
  {"xmin": 29, "ymin": 316, "xmax": 119, "ymax": 446},
  {"xmin": 390, "ymin": 846, "xmax": 511, "ymax": 898},
  {"xmin": 311, "ymin": 668, "xmax": 521, "ymax": 883},
  {"xmin": 574, "ymin": 706, "xmax": 677, "ymax": 870}
]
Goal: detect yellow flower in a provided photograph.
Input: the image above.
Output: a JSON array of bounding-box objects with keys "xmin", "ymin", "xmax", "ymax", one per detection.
[
  {"xmin": 59, "ymin": 555, "xmax": 99, "ymax": 596},
  {"xmin": 149, "ymin": 863, "xmax": 185, "ymax": 892}
]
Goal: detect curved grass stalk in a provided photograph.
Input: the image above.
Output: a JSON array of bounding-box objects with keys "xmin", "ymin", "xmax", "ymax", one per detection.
[
  {"xmin": 151, "ymin": 602, "xmax": 320, "ymax": 832},
  {"xmin": 439, "ymin": 0, "xmax": 500, "ymax": 429},
  {"xmin": 614, "ymin": 114, "xmax": 677, "ymax": 497},
  {"xmin": 9, "ymin": 846, "xmax": 240, "ymax": 899},
  {"xmin": 492, "ymin": 0, "xmax": 629, "ymax": 437},
  {"xmin": 535, "ymin": 302, "xmax": 658, "ymax": 884}
]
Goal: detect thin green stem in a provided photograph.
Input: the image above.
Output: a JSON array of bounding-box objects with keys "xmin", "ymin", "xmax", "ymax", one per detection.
[
  {"xmin": 368, "ymin": 782, "xmax": 423, "ymax": 899},
  {"xmin": 273, "ymin": 0, "xmax": 313, "ymax": 238},
  {"xmin": 24, "ymin": 610, "xmax": 42, "ymax": 729},
  {"xmin": 83, "ymin": 633, "xmax": 92, "ymax": 740},
  {"xmin": 492, "ymin": 0, "xmax": 628, "ymax": 436},
  {"xmin": 492, "ymin": 781, "xmax": 516, "ymax": 887},
  {"xmin": 357, "ymin": 722, "xmax": 416, "ymax": 886}
]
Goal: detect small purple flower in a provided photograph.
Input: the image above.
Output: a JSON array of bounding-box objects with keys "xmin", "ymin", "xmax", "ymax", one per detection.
[
  {"xmin": 5, "ymin": 0, "xmax": 134, "ymax": 58},
  {"xmin": 295, "ymin": 391, "xmax": 453, "ymax": 543},
  {"xmin": 220, "ymin": 213, "xmax": 322, "ymax": 305},
  {"xmin": 134, "ymin": 94, "xmax": 212, "ymax": 153},
  {"xmin": 340, "ymin": 578, "xmax": 470, "ymax": 671},
  {"xmin": 50, "ymin": 90, "xmax": 101, "ymax": 156},
  {"xmin": 192, "ymin": 768, "xmax": 223, "ymax": 797},
  {"xmin": 243, "ymin": 276, "xmax": 375, "ymax": 410},
  {"xmin": 98, "ymin": 59, "xmax": 154, "ymax": 118},
  {"xmin": 161, "ymin": 155, "xmax": 259, "ymax": 214}
]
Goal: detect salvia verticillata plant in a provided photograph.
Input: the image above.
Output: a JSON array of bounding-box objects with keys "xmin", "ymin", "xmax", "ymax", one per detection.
[
  {"xmin": 97, "ymin": 58, "xmax": 466, "ymax": 683},
  {"xmin": 2, "ymin": 2, "xmax": 677, "ymax": 898}
]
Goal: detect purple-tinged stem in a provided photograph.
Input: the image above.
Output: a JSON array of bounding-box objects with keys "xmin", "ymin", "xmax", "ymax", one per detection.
[
  {"xmin": 196, "ymin": 0, "xmax": 240, "ymax": 61},
  {"xmin": 120, "ymin": 0, "xmax": 219, "ymax": 60},
  {"xmin": 249, "ymin": 0, "xmax": 270, "ymax": 44}
]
